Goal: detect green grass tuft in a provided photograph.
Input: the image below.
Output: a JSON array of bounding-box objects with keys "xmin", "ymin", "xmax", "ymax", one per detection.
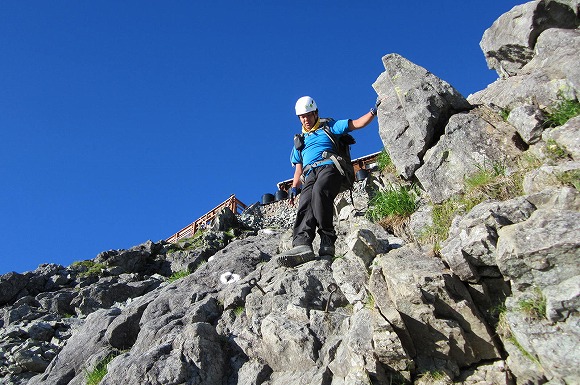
[
  {"xmin": 517, "ymin": 288, "xmax": 546, "ymax": 320},
  {"xmin": 376, "ymin": 148, "xmax": 396, "ymax": 173},
  {"xmin": 85, "ymin": 352, "xmax": 119, "ymax": 385},
  {"xmin": 556, "ymin": 169, "xmax": 580, "ymax": 190},
  {"xmin": 420, "ymin": 160, "xmax": 524, "ymax": 249},
  {"xmin": 367, "ymin": 184, "xmax": 418, "ymax": 222},
  {"xmin": 545, "ymin": 139, "xmax": 572, "ymax": 162},
  {"xmin": 544, "ymin": 96, "xmax": 580, "ymax": 127},
  {"xmin": 233, "ymin": 306, "xmax": 245, "ymax": 316},
  {"xmin": 500, "ymin": 107, "xmax": 511, "ymax": 121},
  {"xmin": 168, "ymin": 269, "xmax": 191, "ymax": 282},
  {"xmin": 71, "ymin": 260, "xmax": 106, "ymax": 278}
]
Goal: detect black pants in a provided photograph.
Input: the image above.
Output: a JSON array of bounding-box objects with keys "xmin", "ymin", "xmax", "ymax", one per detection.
[{"xmin": 293, "ymin": 164, "xmax": 342, "ymax": 247}]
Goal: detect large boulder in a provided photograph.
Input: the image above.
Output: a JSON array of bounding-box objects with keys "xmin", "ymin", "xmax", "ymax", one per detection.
[
  {"xmin": 28, "ymin": 308, "xmax": 120, "ymax": 385},
  {"xmin": 0, "ymin": 272, "xmax": 29, "ymax": 306},
  {"xmin": 542, "ymin": 115, "xmax": 580, "ymax": 161},
  {"xmin": 440, "ymin": 197, "xmax": 536, "ymax": 283},
  {"xmin": 493, "ymin": 203, "xmax": 580, "ymax": 383},
  {"xmin": 372, "ymin": 53, "xmax": 471, "ymax": 179},
  {"xmin": 470, "ymin": 27, "xmax": 580, "ymax": 109},
  {"xmin": 369, "ymin": 245, "xmax": 501, "ymax": 377},
  {"xmin": 479, "ymin": 0, "xmax": 579, "ymax": 78},
  {"xmin": 496, "ymin": 208, "xmax": 580, "ymax": 293},
  {"xmin": 414, "ymin": 106, "xmax": 524, "ymax": 203}
]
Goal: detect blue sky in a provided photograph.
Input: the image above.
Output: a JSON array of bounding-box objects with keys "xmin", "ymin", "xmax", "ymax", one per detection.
[{"xmin": 0, "ymin": 1, "xmax": 524, "ymax": 275}]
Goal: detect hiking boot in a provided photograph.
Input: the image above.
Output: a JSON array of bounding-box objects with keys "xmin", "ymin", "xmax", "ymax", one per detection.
[
  {"xmin": 318, "ymin": 245, "xmax": 335, "ymax": 256},
  {"xmin": 318, "ymin": 235, "xmax": 335, "ymax": 256},
  {"xmin": 277, "ymin": 245, "xmax": 315, "ymax": 268}
]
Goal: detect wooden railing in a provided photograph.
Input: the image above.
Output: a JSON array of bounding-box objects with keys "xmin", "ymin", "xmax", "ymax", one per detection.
[{"xmin": 166, "ymin": 194, "xmax": 247, "ymax": 243}]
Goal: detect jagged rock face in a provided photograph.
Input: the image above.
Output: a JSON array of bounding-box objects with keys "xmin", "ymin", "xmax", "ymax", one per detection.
[
  {"xmin": 1, "ymin": 1, "xmax": 579, "ymax": 384},
  {"xmin": 372, "ymin": 53, "xmax": 471, "ymax": 180},
  {"xmin": 479, "ymin": 0, "xmax": 579, "ymax": 77},
  {"xmin": 415, "ymin": 106, "xmax": 525, "ymax": 203}
]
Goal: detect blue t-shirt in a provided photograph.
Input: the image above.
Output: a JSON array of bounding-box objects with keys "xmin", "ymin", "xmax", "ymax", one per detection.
[{"xmin": 290, "ymin": 119, "xmax": 350, "ymax": 169}]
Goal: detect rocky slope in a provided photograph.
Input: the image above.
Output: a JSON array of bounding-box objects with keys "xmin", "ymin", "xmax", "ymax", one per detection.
[{"xmin": 1, "ymin": 1, "xmax": 579, "ymax": 384}]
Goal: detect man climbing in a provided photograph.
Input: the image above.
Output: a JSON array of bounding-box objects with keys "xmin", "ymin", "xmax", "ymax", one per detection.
[{"xmin": 277, "ymin": 95, "xmax": 380, "ymax": 268}]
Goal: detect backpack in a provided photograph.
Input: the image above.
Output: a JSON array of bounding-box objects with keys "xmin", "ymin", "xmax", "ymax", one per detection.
[{"xmin": 294, "ymin": 118, "xmax": 356, "ymax": 193}]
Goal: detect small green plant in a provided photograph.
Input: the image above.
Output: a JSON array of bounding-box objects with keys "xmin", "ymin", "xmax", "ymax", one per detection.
[
  {"xmin": 365, "ymin": 293, "xmax": 375, "ymax": 310},
  {"xmin": 168, "ymin": 269, "xmax": 191, "ymax": 283},
  {"xmin": 500, "ymin": 107, "xmax": 511, "ymax": 121},
  {"xmin": 496, "ymin": 310, "xmax": 540, "ymax": 365},
  {"xmin": 545, "ymin": 139, "xmax": 572, "ymax": 161},
  {"xmin": 376, "ymin": 148, "xmax": 396, "ymax": 173},
  {"xmin": 367, "ymin": 184, "xmax": 418, "ymax": 221},
  {"xmin": 419, "ymin": 159, "xmax": 523, "ymax": 250},
  {"xmin": 367, "ymin": 184, "xmax": 418, "ymax": 237},
  {"xmin": 233, "ymin": 306, "xmax": 245, "ymax": 316},
  {"xmin": 332, "ymin": 253, "xmax": 344, "ymax": 261},
  {"xmin": 507, "ymin": 334, "xmax": 541, "ymax": 366},
  {"xmin": 544, "ymin": 95, "xmax": 580, "ymax": 127},
  {"xmin": 518, "ymin": 151, "xmax": 543, "ymax": 171},
  {"xmin": 495, "ymin": 306, "xmax": 511, "ymax": 338},
  {"xmin": 167, "ymin": 230, "xmax": 206, "ymax": 253},
  {"xmin": 463, "ymin": 160, "xmax": 522, "ymax": 204},
  {"xmin": 517, "ymin": 288, "xmax": 546, "ymax": 320},
  {"xmin": 465, "ymin": 161, "xmax": 506, "ymax": 188},
  {"xmin": 419, "ymin": 196, "xmax": 464, "ymax": 249},
  {"xmin": 85, "ymin": 352, "xmax": 118, "ymax": 385},
  {"xmin": 71, "ymin": 260, "xmax": 106, "ymax": 278},
  {"xmin": 418, "ymin": 370, "xmax": 447, "ymax": 382},
  {"xmin": 556, "ymin": 169, "xmax": 580, "ymax": 190}
]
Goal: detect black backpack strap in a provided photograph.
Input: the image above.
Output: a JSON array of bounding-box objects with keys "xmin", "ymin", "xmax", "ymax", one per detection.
[
  {"xmin": 294, "ymin": 133, "xmax": 304, "ymax": 150},
  {"xmin": 320, "ymin": 128, "xmax": 347, "ymax": 176}
]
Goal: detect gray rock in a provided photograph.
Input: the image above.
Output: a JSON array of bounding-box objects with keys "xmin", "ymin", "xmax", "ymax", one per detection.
[
  {"xmin": 525, "ymin": 186, "xmax": 580, "ymax": 211},
  {"xmin": 543, "ymin": 116, "xmax": 580, "ymax": 161},
  {"xmin": 25, "ymin": 322, "xmax": 54, "ymax": 342},
  {"xmin": 469, "ymin": 28, "xmax": 580, "ymax": 109},
  {"xmin": 415, "ymin": 107, "xmax": 523, "ymax": 203},
  {"xmin": 508, "ymin": 104, "xmax": 546, "ymax": 144},
  {"xmin": 372, "ymin": 53, "xmax": 471, "ymax": 179},
  {"xmin": 523, "ymin": 161, "xmax": 580, "ymax": 194},
  {"xmin": 0, "ymin": 272, "xmax": 29, "ymax": 306},
  {"xmin": 36, "ymin": 290, "xmax": 77, "ymax": 316},
  {"xmin": 234, "ymin": 359, "xmax": 272, "ymax": 385},
  {"xmin": 259, "ymin": 311, "xmax": 317, "ymax": 372},
  {"xmin": 28, "ymin": 308, "xmax": 120, "ymax": 385},
  {"xmin": 440, "ymin": 197, "xmax": 536, "ymax": 282},
  {"xmin": 480, "ymin": 0, "xmax": 579, "ymax": 77},
  {"xmin": 105, "ymin": 295, "xmax": 154, "ymax": 350},
  {"xmin": 71, "ymin": 275, "xmax": 162, "ymax": 315},
  {"xmin": 371, "ymin": 245, "xmax": 501, "ymax": 374},
  {"xmin": 503, "ymin": 296, "xmax": 580, "ymax": 385},
  {"xmin": 496, "ymin": 208, "xmax": 580, "ymax": 292},
  {"xmin": 345, "ymin": 229, "xmax": 379, "ymax": 267},
  {"xmin": 3, "ymin": 297, "xmax": 45, "ymax": 326},
  {"xmin": 165, "ymin": 249, "xmax": 208, "ymax": 274},
  {"xmin": 332, "ymin": 255, "xmax": 369, "ymax": 304},
  {"xmin": 12, "ymin": 346, "xmax": 51, "ymax": 373},
  {"xmin": 102, "ymin": 322, "xmax": 226, "ymax": 385},
  {"xmin": 328, "ymin": 308, "xmax": 407, "ymax": 384},
  {"xmin": 544, "ymin": 275, "xmax": 580, "ymax": 322},
  {"xmin": 211, "ymin": 206, "xmax": 240, "ymax": 231},
  {"xmin": 264, "ymin": 367, "xmax": 331, "ymax": 385},
  {"xmin": 94, "ymin": 240, "xmax": 165, "ymax": 275}
]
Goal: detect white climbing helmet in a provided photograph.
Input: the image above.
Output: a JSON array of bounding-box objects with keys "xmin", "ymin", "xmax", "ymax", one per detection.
[{"xmin": 295, "ymin": 96, "xmax": 318, "ymax": 115}]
